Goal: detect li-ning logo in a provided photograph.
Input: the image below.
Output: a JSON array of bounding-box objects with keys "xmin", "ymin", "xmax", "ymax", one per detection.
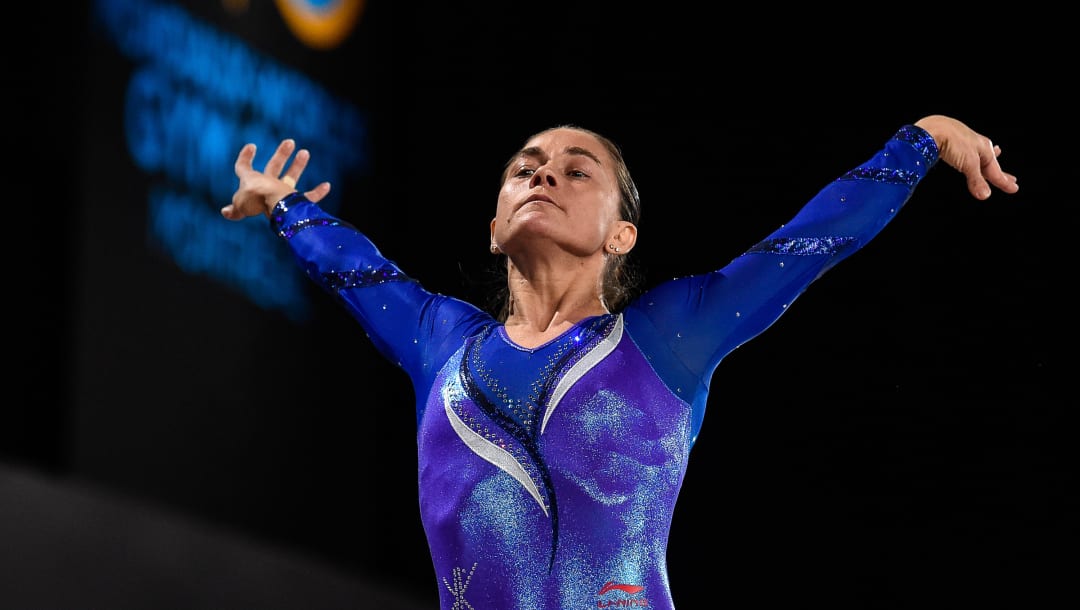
[{"xmin": 596, "ymin": 581, "xmax": 649, "ymax": 607}]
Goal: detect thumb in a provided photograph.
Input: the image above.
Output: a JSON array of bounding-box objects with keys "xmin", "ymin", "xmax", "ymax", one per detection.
[{"xmin": 304, "ymin": 182, "xmax": 332, "ymax": 203}]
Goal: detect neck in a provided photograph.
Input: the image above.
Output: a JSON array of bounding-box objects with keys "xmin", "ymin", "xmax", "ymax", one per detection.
[{"xmin": 503, "ymin": 254, "xmax": 609, "ymax": 334}]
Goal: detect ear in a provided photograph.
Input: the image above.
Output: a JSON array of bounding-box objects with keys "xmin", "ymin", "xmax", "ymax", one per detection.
[
  {"xmin": 607, "ymin": 221, "xmax": 638, "ymax": 254},
  {"xmin": 489, "ymin": 218, "xmax": 499, "ymax": 252}
]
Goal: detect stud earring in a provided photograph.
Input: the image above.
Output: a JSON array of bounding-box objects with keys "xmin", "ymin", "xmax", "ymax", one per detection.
[
  {"xmin": 609, "ymin": 244, "xmax": 620, "ymax": 253},
  {"xmin": 490, "ymin": 243, "xmax": 499, "ymax": 254}
]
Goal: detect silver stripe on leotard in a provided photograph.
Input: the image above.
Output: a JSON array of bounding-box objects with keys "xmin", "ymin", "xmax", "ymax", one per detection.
[
  {"xmin": 540, "ymin": 313, "xmax": 624, "ymax": 434},
  {"xmin": 443, "ymin": 383, "xmax": 549, "ymax": 516}
]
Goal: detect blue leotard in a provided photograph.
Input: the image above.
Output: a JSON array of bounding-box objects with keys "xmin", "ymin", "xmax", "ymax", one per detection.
[{"xmin": 269, "ymin": 125, "xmax": 939, "ymax": 609}]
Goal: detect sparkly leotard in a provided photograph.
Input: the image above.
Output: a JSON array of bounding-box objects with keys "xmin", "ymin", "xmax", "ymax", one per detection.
[{"xmin": 270, "ymin": 126, "xmax": 939, "ymax": 609}]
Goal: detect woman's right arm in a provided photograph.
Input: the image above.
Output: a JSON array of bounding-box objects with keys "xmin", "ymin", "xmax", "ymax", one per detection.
[{"xmin": 224, "ymin": 139, "xmax": 491, "ymax": 393}]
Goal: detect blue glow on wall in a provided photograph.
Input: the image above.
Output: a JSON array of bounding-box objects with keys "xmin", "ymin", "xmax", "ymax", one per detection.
[{"xmin": 93, "ymin": 0, "xmax": 370, "ymax": 321}]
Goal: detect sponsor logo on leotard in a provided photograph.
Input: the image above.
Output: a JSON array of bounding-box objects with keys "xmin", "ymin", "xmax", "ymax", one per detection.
[{"xmin": 596, "ymin": 581, "xmax": 649, "ymax": 607}]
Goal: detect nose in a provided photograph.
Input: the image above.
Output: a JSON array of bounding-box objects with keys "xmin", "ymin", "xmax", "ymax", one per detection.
[{"xmin": 530, "ymin": 166, "xmax": 557, "ymax": 188}]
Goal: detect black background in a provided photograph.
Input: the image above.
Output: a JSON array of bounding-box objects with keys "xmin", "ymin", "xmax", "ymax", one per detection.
[{"xmin": 6, "ymin": 2, "xmax": 1072, "ymax": 609}]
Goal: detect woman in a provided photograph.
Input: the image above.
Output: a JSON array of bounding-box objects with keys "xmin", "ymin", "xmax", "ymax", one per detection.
[{"xmin": 223, "ymin": 115, "xmax": 1018, "ymax": 609}]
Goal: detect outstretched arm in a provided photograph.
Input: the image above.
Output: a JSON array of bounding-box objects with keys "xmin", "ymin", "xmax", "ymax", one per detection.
[
  {"xmin": 626, "ymin": 116, "xmax": 1020, "ymax": 446},
  {"xmin": 913, "ymin": 114, "xmax": 1019, "ymax": 200},
  {"xmin": 221, "ymin": 138, "xmax": 493, "ymax": 416}
]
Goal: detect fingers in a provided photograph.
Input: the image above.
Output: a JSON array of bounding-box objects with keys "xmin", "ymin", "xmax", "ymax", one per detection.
[
  {"xmin": 982, "ymin": 146, "xmax": 1020, "ymax": 197},
  {"xmin": 280, "ymin": 148, "xmax": 311, "ymax": 189},
  {"xmin": 305, "ymin": 181, "xmax": 332, "ymax": 204},
  {"xmin": 980, "ymin": 168, "xmax": 1019, "ymax": 198},
  {"xmin": 221, "ymin": 187, "xmax": 253, "ymax": 221},
  {"xmin": 964, "ymin": 144, "xmax": 993, "ymax": 200},
  {"xmin": 264, "ymin": 139, "xmax": 315, "ymax": 191},
  {"xmin": 915, "ymin": 116, "xmax": 1020, "ymax": 201},
  {"xmin": 969, "ymin": 143, "xmax": 1019, "ymax": 200},
  {"xmin": 946, "ymin": 132, "xmax": 1019, "ymax": 201},
  {"xmin": 967, "ymin": 174, "xmax": 993, "ymax": 201},
  {"xmin": 234, "ymin": 142, "xmax": 257, "ymax": 176},
  {"xmin": 220, "ymin": 203, "xmax": 242, "ymax": 221},
  {"xmin": 263, "ymin": 139, "xmax": 296, "ymax": 180},
  {"xmin": 226, "ymin": 138, "xmax": 323, "ymax": 221}
]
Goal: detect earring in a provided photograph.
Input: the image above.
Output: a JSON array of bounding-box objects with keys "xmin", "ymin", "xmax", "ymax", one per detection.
[
  {"xmin": 490, "ymin": 243, "xmax": 499, "ymax": 254},
  {"xmin": 609, "ymin": 244, "xmax": 620, "ymax": 253}
]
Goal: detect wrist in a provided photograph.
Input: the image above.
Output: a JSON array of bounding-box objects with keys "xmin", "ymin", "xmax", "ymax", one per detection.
[{"xmin": 267, "ymin": 190, "xmax": 301, "ymax": 216}]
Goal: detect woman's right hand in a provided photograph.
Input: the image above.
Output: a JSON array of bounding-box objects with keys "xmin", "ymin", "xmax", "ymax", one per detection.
[{"xmin": 221, "ymin": 138, "xmax": 332, "ymax": 221}]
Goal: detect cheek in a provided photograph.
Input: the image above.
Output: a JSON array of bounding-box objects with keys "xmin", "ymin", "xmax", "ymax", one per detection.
[
  {"xmin": 494, "ymin": 191, "xmax": 512, "ymax": 222},
  {"xmin": 496, "ymin": 179, "xmax": 525, "ymax": 214},
  {"xmin": 493, "ymin": 189, "xmax": 518, "ymax": 231},
  {"xmin": 588, "ymin": 197, "xmax": 623, "ymax": 231}
]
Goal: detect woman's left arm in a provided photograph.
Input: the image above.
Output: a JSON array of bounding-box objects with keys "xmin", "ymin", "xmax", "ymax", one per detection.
[{"xmin": 626, "ymin": 117, "xmax": 1018, "ymax": 444}]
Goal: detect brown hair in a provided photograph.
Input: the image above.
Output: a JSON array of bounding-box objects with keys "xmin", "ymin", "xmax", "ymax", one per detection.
[{"xmin": 488, "ymin": 125, "xmax": 643, "ymax": 321}]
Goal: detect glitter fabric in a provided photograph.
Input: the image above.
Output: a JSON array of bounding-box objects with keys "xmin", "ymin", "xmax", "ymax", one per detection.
[
  {"xmin": 745, "ymin": 236, "xmax": 858, "ymax": 256},
  {"xmin": 272, "ymin": 216, "xmax": 342, "ymax": 239},
  {"xmin": 269, "ymin": 126, "xmax": 938, "ymax": 609},
  {"xmin": 321, "ymin": 266, "xmax": 414, "ymax": 291}
]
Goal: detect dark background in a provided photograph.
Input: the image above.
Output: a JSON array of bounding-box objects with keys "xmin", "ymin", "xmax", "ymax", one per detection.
[{"xmin": 6, "ymin": 2, "xmax": 1071, "ymax": 609}]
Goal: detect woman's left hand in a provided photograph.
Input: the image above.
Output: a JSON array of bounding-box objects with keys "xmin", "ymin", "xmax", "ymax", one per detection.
[{"xmin": 913, "ymin": 114, "xmax": 1020, "ymax": 200}]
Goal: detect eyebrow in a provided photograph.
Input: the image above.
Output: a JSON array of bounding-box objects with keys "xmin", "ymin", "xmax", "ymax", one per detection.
[{"xmin": 516, "ymin": 145, "xmax": 603, "ymax": 167}]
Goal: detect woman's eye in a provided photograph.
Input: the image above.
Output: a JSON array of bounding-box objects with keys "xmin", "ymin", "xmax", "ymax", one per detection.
[{"xmin": 511, "ymin": 167, "xmax": 587, "ymax": 179}]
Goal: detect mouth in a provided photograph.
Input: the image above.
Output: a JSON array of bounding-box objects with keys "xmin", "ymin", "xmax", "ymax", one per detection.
[{"xmin": 517, "ymin": 193, "xmax": 555, "ymax": 211}]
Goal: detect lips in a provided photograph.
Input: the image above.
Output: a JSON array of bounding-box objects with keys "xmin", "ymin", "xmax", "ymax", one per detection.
[{"xmin": 516, "ymin": 193, "xmax": 556, "ymax": 212}]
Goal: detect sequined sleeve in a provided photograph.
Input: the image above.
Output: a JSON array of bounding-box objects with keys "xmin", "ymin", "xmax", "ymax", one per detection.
[
  {"xmin": 624, "ymin": 125, "xmax": 939, "ymax": 444},
  {"xmin": 269, "ymin": 192, "xmax": 493, "ymax": 408}
]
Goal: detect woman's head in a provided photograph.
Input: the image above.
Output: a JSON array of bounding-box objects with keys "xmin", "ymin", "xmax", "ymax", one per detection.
[
  {"xmin": 499, "ymin": 125, "xmax": 641, "ymax": 228},
  {"xmin": 488, "ymin": 125, "xmax": 643, "ymax": 320}
]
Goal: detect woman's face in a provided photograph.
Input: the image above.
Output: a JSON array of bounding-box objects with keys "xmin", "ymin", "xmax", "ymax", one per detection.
[{"xmin": 491, "ymin": 128, "xmax": 623, "ymax": 258}]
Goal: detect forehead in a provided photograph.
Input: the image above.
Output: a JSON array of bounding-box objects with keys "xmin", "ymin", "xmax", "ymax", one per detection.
[{"xmin": 520, "ymin": 128, "xmax": 610, "ymax": 163}]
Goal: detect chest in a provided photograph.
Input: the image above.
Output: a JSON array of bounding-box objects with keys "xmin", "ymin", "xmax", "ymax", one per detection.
[{"xmin": 419, "ymin": 315, "xmax": 693, "ymax": 507}]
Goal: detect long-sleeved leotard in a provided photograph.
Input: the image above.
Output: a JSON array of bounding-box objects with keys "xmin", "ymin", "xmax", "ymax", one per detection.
[{"xmin": 269, "ymin": 125, "xmax": 939, "ymax": 609}]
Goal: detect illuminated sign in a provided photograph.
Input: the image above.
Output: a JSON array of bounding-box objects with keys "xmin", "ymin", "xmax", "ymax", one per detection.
[
  {"xmin": 93, "ymin": 0, "xmax": 370, "ymax": 321},
  {"xmin": 274, "ymin": 0, "xmax": 365, "ymax": 50}
]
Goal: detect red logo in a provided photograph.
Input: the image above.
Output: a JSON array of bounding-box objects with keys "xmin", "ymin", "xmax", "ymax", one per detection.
[
  {"xmin": 598, "ymin": 582, "xmax": 644, "ymax": 596},
  {"xmin": 596, "ymin": 581, "xmax": 649, "ymax": 607}
]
